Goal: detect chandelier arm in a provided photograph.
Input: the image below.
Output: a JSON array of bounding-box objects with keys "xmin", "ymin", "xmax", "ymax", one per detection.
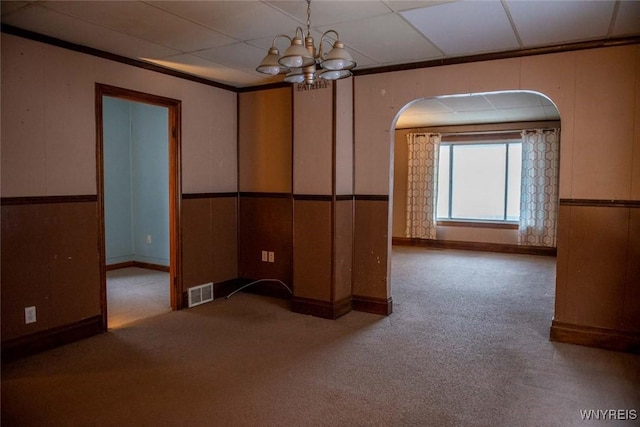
[
  {"xmin": 270, "ymin": 34, "xmax": 292, "ymax": 47},
  {"xmin": 320, "ymin": 29, "xmax": 340, "ymax": 42},
  {"xmin": 317, "ymin": 29, "xmax": 340, "ymax": 58}
]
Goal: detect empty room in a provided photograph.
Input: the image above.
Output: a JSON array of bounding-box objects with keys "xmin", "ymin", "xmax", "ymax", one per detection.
[{"xmin": 1, "ymin": 1, "xmax": 639, "ymax": 425}]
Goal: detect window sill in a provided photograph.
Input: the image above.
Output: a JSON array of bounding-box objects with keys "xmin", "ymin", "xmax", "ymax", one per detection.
[{"xmin": 436, "ymin": 220, "xmax": 519, "ymax": 230}]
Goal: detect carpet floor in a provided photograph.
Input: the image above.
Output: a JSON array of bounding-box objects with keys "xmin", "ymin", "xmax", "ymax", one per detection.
[
  {"xmin": 2, "ymin": 247, "xmax": 639, "ymax": 426},
  {"xmin": 107, "ymin": 267, "xmax": 171, "ymax": 329}
]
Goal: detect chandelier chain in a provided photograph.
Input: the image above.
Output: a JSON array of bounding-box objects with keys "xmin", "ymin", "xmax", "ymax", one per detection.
[{"xmin": 306, "ymin": 0, "xmax": 311, "ymax": 37}]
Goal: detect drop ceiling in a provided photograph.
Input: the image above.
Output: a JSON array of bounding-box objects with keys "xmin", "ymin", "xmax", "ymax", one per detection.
[
  {"xmin": 1, "ymin": 1, "xmax": 637, "ymax": 127},
  {"xmin": 2, "ymin": 0, "xmax": 638, "ymax": 89},
  {"xmin": 396, "ymin": 91, "xmax": 560, "ymax": 128}
]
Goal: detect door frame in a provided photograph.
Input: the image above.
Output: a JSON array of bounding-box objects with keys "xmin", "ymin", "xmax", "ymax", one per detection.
[{"xmin": 95, "ymin": 83, "xmax": 182, "ymax": 329}]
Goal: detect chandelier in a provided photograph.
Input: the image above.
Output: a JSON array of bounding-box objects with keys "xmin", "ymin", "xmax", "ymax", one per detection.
[{"xmin": 256, "ymin": 0, "xmax": 356, "ymax": 86}]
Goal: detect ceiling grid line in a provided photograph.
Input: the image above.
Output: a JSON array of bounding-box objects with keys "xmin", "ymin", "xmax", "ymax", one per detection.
[
  {"xmin": 141, "ymin": 1, "xmax": 243, "ymax": 49},
  {"xmin": 606, "ymin": 1, "xmax": 621, "ymax": 38},
  {"xmin": 34, "ymin": 2, "xmax": 182, "ymax": 56},
  {"xmin": 500, "ymin": 0, "xmax": 524, "ymax": 48}
]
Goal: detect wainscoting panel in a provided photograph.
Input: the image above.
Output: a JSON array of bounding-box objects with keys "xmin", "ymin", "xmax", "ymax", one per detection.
[
  {"xmin": 238, "ymin": 195, "xmax": 293, "ymax": 291},
  {"xmin": 182, "ymin": 197, "xmax": 214, "ymax": 289},
  {"xmin": 334, "ymin": 199, "xmax": 354, "ymax": 301},
  {"xmin": 1, "ymin": 200, "xmax": 101, "ymax": 342},
  {"xmin": 353, "ymin": 198, "xmax": 390, "ymax": 301},
  {"xmin": 554, "ymin": 204, "xmax": 571, "ymax": 327},
  {"xmin": 182, "ymin": 195, "xmax": 238, "ymax": 296},
  {"xmin": 211, "ymin": 197, "xmax": 239, "ymax": 284},
  {"xmin": 47, "ymin": 202, "xmax": 102, "ymax": 325},
  {"xmin": 624, "ymin": 208, "xmax": 640, "ymax": 331},
  {"xmin": 2, "ymin": 203, "xmax": 55, "ymax": 340},
  {"xmin": 293, "ymin": 199, "xmax": 332, "ymax": 302},
  {"xmin": 563, "ymin": 205, "xmax": 628, "ymax": 329},
  {"xmin": 553, "ymin": 200, "xmax": 640, "ymax": 352}
]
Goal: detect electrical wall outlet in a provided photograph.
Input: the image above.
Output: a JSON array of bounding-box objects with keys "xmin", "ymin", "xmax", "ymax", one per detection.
[
  {"xmin": 261, "ymin": 250, "xmax": 268, "ymax": 262},
  {"xmin": 268, "ymin": 251, "xmax": 275, "ymax": 263},
  {"xmin": 146, "ymin": 235, "xmax": 152, "ymax": 244},
  {"xmin": 25, "ymin": 306, "xmax": 36, "ymax": 324}
]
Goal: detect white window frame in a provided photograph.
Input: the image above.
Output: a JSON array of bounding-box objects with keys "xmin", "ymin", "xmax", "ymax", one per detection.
[{"xmin": 436, "ymin": 138, "xmax": 522, "ymax": 225}]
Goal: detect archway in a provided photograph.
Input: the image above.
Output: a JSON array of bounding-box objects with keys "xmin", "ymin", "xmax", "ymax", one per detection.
[{"xmin": 387, "ymin": 90, "xmax": 561, "ymax": 331}]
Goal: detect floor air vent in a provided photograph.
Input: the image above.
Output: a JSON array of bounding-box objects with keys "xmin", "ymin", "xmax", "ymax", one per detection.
[{"xmin": 188, "ymin": 283, "xmax": 214, "ymax": 307}]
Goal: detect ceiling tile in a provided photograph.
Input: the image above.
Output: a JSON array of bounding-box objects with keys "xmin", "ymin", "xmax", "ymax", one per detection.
[
  {"xmin": 401, "ymin": 0, "xmax": 519, "ymax": 55},
  {"xmin": 543, "ymin": 105, "xmax": 561, "ymax": 120},
  {"xmin": 144, "ymin": 54, "xmax": 278, "ymax": 87},
  {"xmin": 267, "ymin": 1, "xmax": 390, "ymax": 26},
  {"xmin": 193, "ymin": 42, "xmax": 269, "ymax": 73},
  {"xmin": 506, "ymin": 0, "xmax": 616, "ymax": 47},
  {"xmin": 409, "ymin": 109, "xmax": 502, "ymax": 126},
  {"xmin": 396, "ymin": 115, "xmax": 429, "ymax": 128},
  {"xmin": 404, "ymin": 99, "xmax": 452, "ymax": 115},
  {"xmin": 486, "ymin": 91, "xmax": 544, "ymax": 109},
  {"xmin": 1, "ymin": 1, "xmax": 33, "ymax": 17},
  {"xmin": 318, "ymin": 13, "xmax": 442, "ymax": 64},
  {"xmin": 538, "ymin": 94, "xmax": 556, "ymax": 107},
  {"xmin": 41, "ymin": 1, "xmax": 235, "ymax": 52},
  {"xmin": 396, "ymin": 98, "xmax": 455, "ymax": 128},
  {"xmin": 383, "ymin": 1, "xmax": 457, "ymax": 13},
  {"xmin": 397, "ymin": 92, "xmax": 560, "ymax": 127},
  {"xmin": 499, "ymin": 106, "xmax": 547, "ymax": 122},
  {"xmin": 438, "ymin": 95, "xmax": 495, "ymax": 112},
  {"xmin": 2, "ymin": 4, "xmax": 179, "ymax": 59},
  {"xmin": 148, "ymin": 1, "xmax": 302, "ymax": 42},
  {"xmin": 460, "ymin": 110, "xmax": 510, "ymax": 124},
  {"xmin": 612, "ymin": 0, "xmax": 640, "ymax": 37}
]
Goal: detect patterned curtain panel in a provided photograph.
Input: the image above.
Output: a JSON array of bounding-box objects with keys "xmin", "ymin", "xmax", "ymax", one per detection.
[
  {"xmin": 519, "ymin": 129, "xmax": 560, "ymax": 247},
  {"xmin": 405, "ymin": 133, "xmax": 441, "ymax": 239}
]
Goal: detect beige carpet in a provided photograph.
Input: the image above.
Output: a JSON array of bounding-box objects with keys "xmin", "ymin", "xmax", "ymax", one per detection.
[
  {"xmin": 2, "ymin": 247, "xmax": 639, "ymax": 426},
  {"xmin": 107, "ymin": 267, "xmax": 171, "ymax": 329}
]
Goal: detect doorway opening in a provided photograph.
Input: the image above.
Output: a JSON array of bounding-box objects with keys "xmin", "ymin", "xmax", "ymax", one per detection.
[
  {"xmin": 391, "ymin": 90, "xmax": 560, "ymax": 251},
  {"xmin": 388, "ymin": 90, "xmax": 560, "ymax": 333},
  {"xmin": 96, "ymin": 84, "xmax": 182, "ymax": 329}
]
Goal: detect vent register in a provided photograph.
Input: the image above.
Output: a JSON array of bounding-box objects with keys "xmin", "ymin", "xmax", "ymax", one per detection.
[{"xmin": 188, "ymin": 283, "xmax": 214, "ymax": 307}]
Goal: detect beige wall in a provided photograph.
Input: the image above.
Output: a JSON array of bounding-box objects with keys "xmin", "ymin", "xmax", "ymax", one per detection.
[
  {"xmin": 1, "ymin": 33, "xmax": 238, "ymax": 341},
  {"xmin": 1, "ymin": 33, "xmax": 237, "ymax": 197},
  {"xmin": 355, "ymin": 46, "xmax": 640, "ymax": 199},
  {"xmin": 293, "ymin": 83, "xmax": 333, "ymax": 195},
  {"xmin": 239, "ymin": 88, "xmax": 292, "ymax": 193},
  {"xmin": 335, "ymin": 78, "xmax": 354, "ymax": 196}
]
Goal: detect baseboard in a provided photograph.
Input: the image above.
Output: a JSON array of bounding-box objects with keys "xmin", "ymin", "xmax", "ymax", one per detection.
[
  {"xmin": 106, "ymin": 261, "xmax": 170, "ymax": 272},
  {"xmin": 352, "ymin": 295, "xmax": 393, "ymax": 315},
  {"xmin": 1, "ymin": 315, "xmax": 104, "ymax": 363},
  {"xmin": 550, "ymin": 320, "xmax": 640, "ymax": 353},
  {"xmin": 214, "ymin": 279, "xmax": 245, "ymax": 300},
  {"xmin": 106, "ymin": 261, "xmax": 135, "ymax": 271},
  {"xmin": 291, "ymin": 296, "xmax": 352, "ymax": 319},
  {"xmin": 392, "ymin": 237, "xmax": 556, "ymax": 256}
]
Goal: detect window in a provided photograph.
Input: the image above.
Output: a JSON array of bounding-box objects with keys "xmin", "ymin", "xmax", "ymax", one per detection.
[{"xmin": 437, "ymin": 141, "xmax": 521, "ymax": 222}]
